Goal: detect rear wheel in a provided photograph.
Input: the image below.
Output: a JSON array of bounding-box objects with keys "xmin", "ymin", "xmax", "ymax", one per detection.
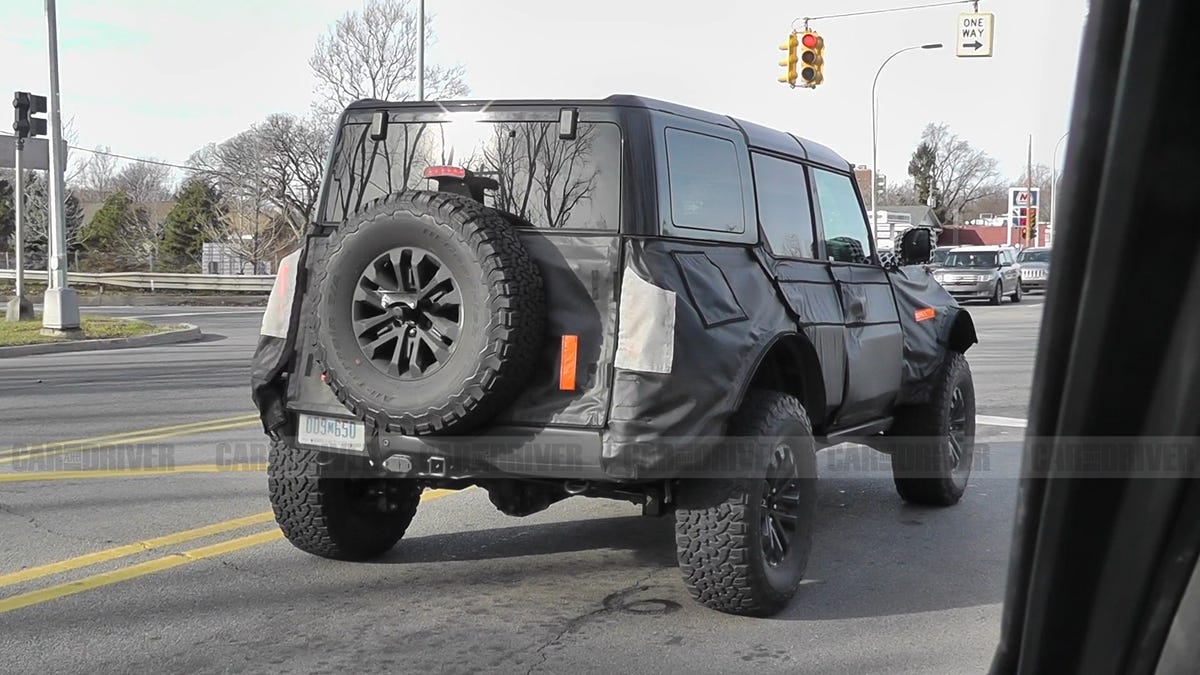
[
  {"xmin": 674, "ymin": 391, "xmax": 817, "ymax": 616},
  {"xmin": 268, "ymin": 439, "xmax": 421, "ymax": 560},
  {"xmin": 887, "ymin": 353, "xmax": 976, "ymax": 506}
]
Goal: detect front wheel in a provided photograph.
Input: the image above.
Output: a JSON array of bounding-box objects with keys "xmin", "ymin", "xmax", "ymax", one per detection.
[
  {"xmin": 886, "ymin": 352, "xmax": 976, "ymax": 506},
  {"xmin": 674, "ymin": 390, "xmax": 817, "ymax": 616},
  {"xmin": 268, "ymin": 439, "xmax": 421, "ymax": 560},
  {"xmin": 989, "ymin": 281, "xmax": 1003, "ymax": 305}
]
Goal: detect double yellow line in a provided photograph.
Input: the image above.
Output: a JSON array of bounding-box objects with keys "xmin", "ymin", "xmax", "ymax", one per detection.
[
  {"xmin": 0, "ymin": 413, "xmax": 261, "ymax": 466},
  {"xmin": 0, "ymin": 490, "xmax": 458, "ymax": 614}
]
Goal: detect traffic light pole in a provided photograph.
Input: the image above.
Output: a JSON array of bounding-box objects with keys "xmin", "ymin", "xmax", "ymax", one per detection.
[
  {"xmin": 5, "ymin": 138, "xmax": 34, "ymax": 322},
  {"xmin": 41, "ymin": 0, "xmax": 81, "ymax": 335}
]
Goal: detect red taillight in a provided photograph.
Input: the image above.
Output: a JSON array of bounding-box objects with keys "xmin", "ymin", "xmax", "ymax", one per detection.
[{"xmin": 423, "ymin": 165, "xmax": 467, "ymax": 179}]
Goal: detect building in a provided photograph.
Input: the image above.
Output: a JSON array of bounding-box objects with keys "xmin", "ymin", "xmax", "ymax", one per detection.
[
  {"xmin": 871, "ymin": 205, "xmax": 943, "ymax": 251},
  {"xmin": 202, "ymin": 242, "xmax": 272, "ymax": 275}
]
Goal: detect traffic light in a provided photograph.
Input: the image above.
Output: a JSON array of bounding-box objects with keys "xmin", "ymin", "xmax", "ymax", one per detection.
[
  {"xmin": 13, "ymin": 91, "xmax": 48, "ymax": 139},
  {"xmin": 798, "ymin": 31, "xmax": 825, "ymax": 88},
  {"xmin": 778, "ymin": 32, "xmax": 799, "ymax": 87}
]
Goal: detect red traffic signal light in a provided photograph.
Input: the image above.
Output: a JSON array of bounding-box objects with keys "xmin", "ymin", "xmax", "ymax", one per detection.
[{"xmin": 798, "ymin": 31, "xmax": 825, "ymax": 88}]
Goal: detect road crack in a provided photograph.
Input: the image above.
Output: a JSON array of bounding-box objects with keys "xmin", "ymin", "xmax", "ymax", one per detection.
[
  {"xmin": 524, "ymin": 569, "xmax": 662, "ymax": 675},
  {"xmin": 0, "ymin": 501, "xmax": 108, "ymax": 547}
]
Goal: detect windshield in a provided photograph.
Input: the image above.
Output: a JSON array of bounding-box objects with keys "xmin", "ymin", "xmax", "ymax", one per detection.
[
  {"xmin": 323, "ymin": 116, "xmax": 622, "ymax": 230},
  {"xmin": 944, "ymin": 251, "xmax": 999, "ymax": 268},
  {"xmin": 932, "ymin": 248, "xmax": 953, "ymax": 263},
  {"xmin": 1018, "ymin": 249, "xmax": 1052, "ymax": 263}
]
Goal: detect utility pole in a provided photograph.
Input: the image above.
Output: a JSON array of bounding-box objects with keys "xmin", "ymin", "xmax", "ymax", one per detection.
[
  {"xmin": 416, "ymin": 0, "xmax": 425, "ymax": 101},
  {"xmin": 1026, "ymin": 135, "xmax": 1034, "ymax": 246},
  {"xmin": 41, "ymin": 0, "xmax": 81, "ymax": 336},
  {"xmin": 5, "ymin": 137, "xmax": 33, "ymax": 321}
]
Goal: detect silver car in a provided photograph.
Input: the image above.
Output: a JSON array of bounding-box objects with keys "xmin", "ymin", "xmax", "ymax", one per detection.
[
  {"xmin": 932, "ymin": 246, "xmax": 1023, "ymax": 304},
  {"xmin": 1017, "ymin": 246, "xmax": 1051, "ymax": 292}
]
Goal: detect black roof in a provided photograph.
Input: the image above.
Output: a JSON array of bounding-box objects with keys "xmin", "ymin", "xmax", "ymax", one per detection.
[{"xmin": 345, "ymin": 94, "xmax": 851, "ymax": 171}]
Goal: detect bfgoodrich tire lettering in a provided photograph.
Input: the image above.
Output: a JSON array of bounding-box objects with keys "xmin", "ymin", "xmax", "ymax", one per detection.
[
  {"xmin": 316, "ymin": 191, "xmax": 545, "ymax": 435},
  {"xmin": 674, "ymin": 390, "xmax": 817, "ymax": 617}
]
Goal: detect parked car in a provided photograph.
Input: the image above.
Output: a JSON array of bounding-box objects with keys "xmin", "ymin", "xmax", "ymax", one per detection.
[
  {"xmin": 1017, "ymin": 246, "xmax": 1051, "ymax": 292},
  {"xmin": 251, "ymin": 95, "xmax": 979, "ymax": 618},
  {"xmin": 932, "ymin": 245, "xmax": 1023, "ymax": 304}
]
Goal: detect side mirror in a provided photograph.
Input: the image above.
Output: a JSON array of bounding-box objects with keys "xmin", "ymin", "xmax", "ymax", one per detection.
[{"xmin": 898, "ymin": 228, "xmax": 934, "ymax": 266}]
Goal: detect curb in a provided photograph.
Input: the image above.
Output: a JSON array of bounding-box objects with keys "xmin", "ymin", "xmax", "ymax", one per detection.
[{"xmin": 0, "ymin": 323, "xmax": 202, "ymax": 358}]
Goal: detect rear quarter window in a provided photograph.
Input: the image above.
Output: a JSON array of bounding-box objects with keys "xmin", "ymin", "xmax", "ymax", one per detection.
[{"xmin": 664, "ymin": 128, "xmax": 746, "ymax": 234}]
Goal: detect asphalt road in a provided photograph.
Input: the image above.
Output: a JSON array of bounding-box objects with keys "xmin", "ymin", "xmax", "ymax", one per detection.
[{"xmin": 0, "ymin": 295, "xmax": 1045, "ymax": 674}]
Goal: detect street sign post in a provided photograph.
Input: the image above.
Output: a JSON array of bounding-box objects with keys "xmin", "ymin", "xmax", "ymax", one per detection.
[
  {"xmin": 0, "ymin": 136, "xmax": 66, "ymax": 170},
  {"xmin": 956, "ymin": 12, "xmax": 995, "ymax": 57}
]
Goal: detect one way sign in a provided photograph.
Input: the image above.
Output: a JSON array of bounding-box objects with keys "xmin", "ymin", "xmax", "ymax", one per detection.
[{"xmin": 956, "ymin": 12, "xmax": 995, "ymax": 57}]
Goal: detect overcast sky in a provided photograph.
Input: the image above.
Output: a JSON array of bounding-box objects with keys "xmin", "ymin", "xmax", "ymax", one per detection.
[{"xmin": 0, "ymin": 0, "xmax": 1086, "ymax": 186}]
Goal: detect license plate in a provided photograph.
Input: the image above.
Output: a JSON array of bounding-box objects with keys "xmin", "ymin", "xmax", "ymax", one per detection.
[{"xmin": 297, "ymin": 414, "xmax": 366, "ymax": 452}]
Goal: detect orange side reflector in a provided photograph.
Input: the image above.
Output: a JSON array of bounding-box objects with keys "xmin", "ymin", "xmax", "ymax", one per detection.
[
  {"xmin": 559, "ymin": 335, "xmax": 579, "ymax": 391},
  {"xmin": 915, "ymin": 307, "xmax": 937, "ymax": 322}
]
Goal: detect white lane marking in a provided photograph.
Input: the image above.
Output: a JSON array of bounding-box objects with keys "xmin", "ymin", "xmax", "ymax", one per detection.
[
  {"xmin": 977, "ymin": 415, "xmax": 1028, "ymax": 428},
  {"xmin": 124, "ymin": 310, "xmax": 264, "ymax": 319}
]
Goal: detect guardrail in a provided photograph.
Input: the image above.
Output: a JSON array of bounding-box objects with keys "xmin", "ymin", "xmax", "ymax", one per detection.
[{"xmin": 0, "ymin": 269, "xmax": 274, "ymax": 292}]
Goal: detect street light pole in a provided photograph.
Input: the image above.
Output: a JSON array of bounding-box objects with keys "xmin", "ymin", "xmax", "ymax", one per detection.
[
  {"xmin": 1049, "ymin": 131, "xmax": 1069, "ymax": 246},
  {"xmin": 416, "ymin": 0, "xmax": 425, "ymax": 101},
  {"xmin": 41, "ymin": 0, "xmax": 81, "ymax": 335},
  {"xmin": 871, "ymin": 43, "xmax": 942, "ymax": 239}
]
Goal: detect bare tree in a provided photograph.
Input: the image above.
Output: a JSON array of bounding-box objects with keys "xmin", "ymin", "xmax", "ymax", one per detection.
[
  {"xmin": 113, "ymin": 161, "xmax": 173, "ymax": 204},
  {"xmin": 309, "ymin": 0, "xmax": 468, "ymax": 117},
  {"xmin": 190, "ymin": 114, "xmax": 328, "ymax": 243},
  {"xmin": 908, "ymin": 123, "xmax": 1005, "ymax": 225},
  {"xmin": 256, "ymin": 114, "xmax": 329, "ymax": 237},
  {"xmin": 74, "ymin": 146, "xmax": 119, "ymax": 199}
]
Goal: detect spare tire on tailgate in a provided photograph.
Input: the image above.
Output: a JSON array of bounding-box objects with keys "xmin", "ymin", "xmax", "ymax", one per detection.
[{"xmin": 315, "ymin": 191, "xmax": 545, "ymax": 435}]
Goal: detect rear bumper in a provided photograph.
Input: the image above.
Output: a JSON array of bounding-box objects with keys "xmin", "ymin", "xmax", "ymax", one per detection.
[{"xmin": 283, "ymin": 412, "xmax": 746, "ymax": 483}]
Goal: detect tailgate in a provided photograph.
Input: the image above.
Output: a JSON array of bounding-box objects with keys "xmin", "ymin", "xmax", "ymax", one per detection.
[
  {"xmin": 493, "ymin": 231, "xmax": 620, "ymax": 428},
  {"xmin": 284, "ymin": 229, "xmax": 621, "ymax": 429}
]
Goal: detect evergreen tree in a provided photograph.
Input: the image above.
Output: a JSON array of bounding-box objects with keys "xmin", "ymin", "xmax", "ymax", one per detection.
[
  {"xmin": 79, "ymin": 190, "xmax": 142, "ymax": 271},
  {"xmin": 160, "ymin": 180, "xmax": 218, "ymax": 272}
]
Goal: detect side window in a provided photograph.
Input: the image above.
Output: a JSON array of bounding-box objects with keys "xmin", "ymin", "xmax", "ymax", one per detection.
[
  {"xmin": 812, "ymin": 168, "xmax": 873, "ymax": 264},
  {"xmin": 751, "ymin": 153, "xmax": 815, "ymax": 259},
  {"xmin": 665, "ymin": 128, "xmax": 746, "ymax": 233}
]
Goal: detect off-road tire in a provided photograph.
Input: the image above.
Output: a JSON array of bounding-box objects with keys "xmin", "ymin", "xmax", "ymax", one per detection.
[
  {"xmin": 887, "ymin": 352, "xmax": 976, "ymax": 506},
  {"xmin": 316, "ymin": 191, "xmax": 545, "ymax": 435},
  {"xmin": 674, "ymin": 390, "xmax": 817, "ymax": 617},
  {"xmin": 268, "ymin": 439, "xmax": 421, "ymax": 560},
  {"xmin": 990, "ymin": 281, "xmax": 1003, "ymax": 305}
]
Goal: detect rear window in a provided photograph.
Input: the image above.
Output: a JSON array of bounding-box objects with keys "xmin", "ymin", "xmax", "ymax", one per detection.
[{"xmin": 323, "ymin": 117, "xmax": 621, "ymax": 230}]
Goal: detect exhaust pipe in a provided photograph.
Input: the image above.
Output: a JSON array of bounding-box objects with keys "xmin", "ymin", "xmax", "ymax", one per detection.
[{"xmin": 563, "ymin": 480, "xmax": 590, "ymax": 495}]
